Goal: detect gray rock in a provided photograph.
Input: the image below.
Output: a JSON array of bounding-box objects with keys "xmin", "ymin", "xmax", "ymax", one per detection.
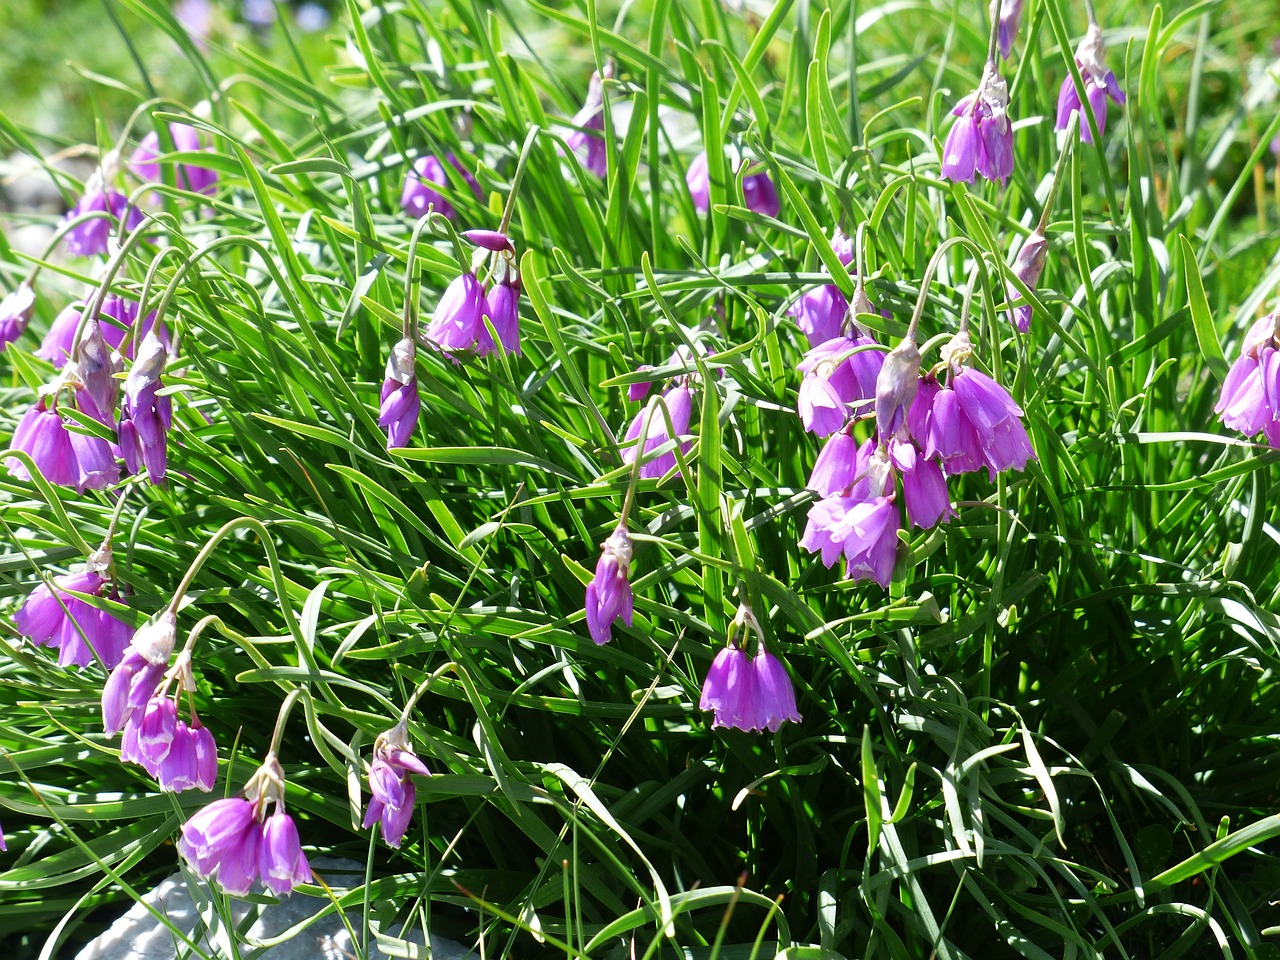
[{"xmin": 73, "ymin": 857, "xmax": 474, "ymax": 960}]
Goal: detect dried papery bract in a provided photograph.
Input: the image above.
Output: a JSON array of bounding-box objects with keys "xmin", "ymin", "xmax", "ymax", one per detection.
[{"xmin": 118, "ymin": 331, "xmax": 174, "ymax": 482}]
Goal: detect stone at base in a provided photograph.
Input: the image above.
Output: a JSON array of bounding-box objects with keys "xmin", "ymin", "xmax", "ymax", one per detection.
[{"xmin": 73, "ymin": 857, "xmax": 472, "ymax": 960}]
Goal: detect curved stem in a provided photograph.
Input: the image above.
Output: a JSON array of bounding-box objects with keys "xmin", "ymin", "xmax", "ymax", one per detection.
[
  {"xmin": 268, "ymin": 687, "xmax": 306, "ymax": 756},
  {"xmin": 399, "ymin": 661, "xmax": 461, "ymax": 722},
  {"xmin": 403, "ymin": 213, "xmax": 436, "ymax": 340},
  {"xmin": 618, "ymin": 393, "xmax": 666, "ymax": 527},
  {"xmin": 905, "ymin": 235, "xmax": 987, "ymax": 342},
  {"xmin": 1036, "ymin": 115, "xmax": 1077, "ymax": 234}
]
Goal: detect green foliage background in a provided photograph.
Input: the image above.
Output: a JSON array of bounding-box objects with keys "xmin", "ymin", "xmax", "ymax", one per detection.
[{"xmin": 3, "ymin": 0, "xmax": 1280, "ymax": 958}]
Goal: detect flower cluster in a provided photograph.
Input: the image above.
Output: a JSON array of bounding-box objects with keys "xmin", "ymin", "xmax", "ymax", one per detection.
[
  {"xmin": 801, "ymin": 329, "xmax": 1033, "ymax": 587},
  {"xmin": 941, "ymin": 61, "xmax": 1015, "ymax": 185},
  {"xmin": 379, "ymin": 337, "xmax": 420, "ymax": 449},
  {"xmin": 363, "ymin": 723, "xmax": 431, "ymax": 848},
  {"xmin": 699, "ymin": 605, "xmax": 801, "ymax": 733},
  {"xmin": 13, "ymin": 555, "xmax": 131, "ymax": 669},
  {"xmin": 178, "ymin": 754, "xmax": 311, "ymax": 896},
  {"xmin": 1056, "ymin": 23, "xmax": 1126, "ymax": 143},
  {"xmin": 130, "ymin": 122, "xmax": 218, "ymax": 196},
  {"xmin": 423, "ymin": 230, "xmax": 520, "ymax": 357}
]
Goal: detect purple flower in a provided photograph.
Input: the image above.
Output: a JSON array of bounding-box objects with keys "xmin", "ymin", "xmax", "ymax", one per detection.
[
  {"xmin": 179, "ymin": 754, "xmax": 311, "ymax": 896},
  {"xmin": 628, "ymin": 365, "xmax": 655, "ymax": 402},
  {"xmin": 75, "ymin": 318, "xmax": 121, "ymax": 427},
  {"xmin": 797, "ymin": 331, "xmax": 884, "ymax": 435},
  {"xmin": 584, "ymin": 524, "xmax": 633, "ymax": 645},
  {"xmin": 699, "ymin": 645, "xmax": 801, "ymax": 733},
  {"xmin": 875, "ymin": 337, "xmax": 922, "ymax": 438},
  {"xmin": 423, "ymin": 272, "xmax": 488, "ymax": 353},
  {"xmin": 621, "ymin": 383, "xmax": 694, "ymax": 478},
  {"xmin": 800, "ymin": 494, "xmax": 900, "ymax": 587},
  {"xmin": 362, "ymin": 724, "xmax": 430, "ymax": 848},
  {"xmin": 5, "ymin": 400, "xmax": 120, "ymax": 493},
  {"xmin": 942, "ymin": 63, "xmax": 1014, "ymax": 184},
  {"xmin": 0, "ymin": 283, "xmax": 35, "ymax": 351},
  {"xmin": 831, "ymin": 228, "xmax": 855, "ymax": 266},
  {"xmin": 565, "ymin": 68, "xmax": 610, "ymax": 178},
  {"xmin": 790, "ymin": 285, "xmax": 849, "ymax": 347},
  {"xmin": 64, "ymin": 166, "xmax": 145, "ymax": 257},
  {"xmin": 686, "ymin": 151, "xmax": 781, "ymax": 217},
  {"xmin": 992, "ymin": 0, "xmax": 1025, "ymax": 59},
  {"xmin": 1006, "ymin": 230, "xmax": 1048, "ymax": 333},
  {"xmin": 809, "ymin": 431, "xmax": 867, "ymax": 497},
  {"xmin": 102, "ymin": 612, "xmax": 176, "ymax": 736},
  {"xmin": 175, "ymin": 0, "xmax": 212, "ymax": 46},
  {"xmin": 477, "ymin": 275, "xmax": 521, "ymax": 357},
  {"xmin": 14, "ymin": 568, "xmax": 131, "ymax": 668},
  {"xmin": 378, "ymin": 337, "xmax": 420, "ymax": 449},
  {"xmin": 686, "ymin": 152, "xmax": 711, "ymax": 211},
  {"xmin": 36, "ymin": 296, "xmax": 167, "ymax": 370},
  {"xmin": 888, "ymin": 438, "xmax": 954, "ymax": 528},
  {"xmin": 118, "ymin": 331, "xmax": 173, "ymax": 481},
  {"xmin": 1056, "ymin": 24, "xmax": 1126, "ymax": 143},
  {"xmin": 130, "ymin": 123, "xmax": 218, "ymax": 195},
  {"xmin": 135, "ymin": 719, "xmax": 216, "ymax": 793},
  {"xmin": 1215, "ymin": 314, "xmax": 1280, "ymax": 445},
  {"xmin": 400, "ymin": 154, "xmax": 480, "ymax": 221}
]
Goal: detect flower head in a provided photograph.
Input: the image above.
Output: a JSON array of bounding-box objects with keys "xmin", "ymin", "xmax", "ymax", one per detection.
[
  {"xmin": 36, "ymin": 296, "xmax": 167, "ymax": 370},
  {"xmin": 0, "ymin": 283, "xmax": 35, "ymax": 351},
  {"xmin": 130, "ymin": 123, "xmax": 218, "ymax": 195},
  {"xmin": 1215, "ymin": 313, "xmax": 1280, "ymax": 446},
  {"xmin": 401, "ymin": 154, "xmax": 480, "ymax": 221},
  {"xmin": 800, "ymin": 493, "xmax": 900, "ymax": 587},
  {"xmin": 64, "ymin": 160, "xmax": 145, "ymax": 257},
  {"xmin": 942, "ymin": 63, "xmax": 1015, "ymax": 184},
  {"xmin": 584, "ymin": 524, "xmax": 634, "ymax": 645},
  {"xmin": 686, "ymin": 151, "xmax": 780, "ymax": 217},
  {"xmin": 423, "ymin": 272, "xmax": 487, "ymax": 352},
  {"xmin": 117, "ymin": 331, "xmax": 173, "ymax": 481},
  {"xmin": 102, "ymin": 611, "xmax": 176, "ymax": 736},
  {"xmin": 5, "ymin": 398, "xmax": 120, "ymax": 493},
  {"xmin": 1056, "ymin": 23, "xmax": 1126, "ymax": 143},
  {"xmin": 476, "ymin": 261, "xmax": 521, "ymax": 357},
  {"xmin": 378, "ymin": 337, "xmax": 420, "ymax": 449},
  {"xmin": 178, "ymin": 753, "xmax": 311, "ymax": 896},
  {"xmin": 699, "ymin": 605, "xmax": 801, "ymax": 732},
  {"xmin": 14, "ymin": 563, "xmax": 131, "ymax": 668},
  {"xmin": 362, "ymin": 723, "xmax": 431, "ymax": 848}
]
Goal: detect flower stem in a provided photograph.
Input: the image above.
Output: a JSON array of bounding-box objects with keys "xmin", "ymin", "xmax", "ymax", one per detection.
[
  {"xmin": 399, "ymin": 661, "xmax": 460, "ymax": 722},
  {"xmin": 498, "ymin": 125, "xmax": 541, "ymax": 237},
  {"xmin": 267, "ymin": 687, "xmax": 305, "ymax": 756},
  {"xmin": 1036, "ymin": 115, "xmax": 1076, "ymax": 235},
  {"xmin": 987, "ymin": 0, "xmax": 1003, "ymax": 64}
]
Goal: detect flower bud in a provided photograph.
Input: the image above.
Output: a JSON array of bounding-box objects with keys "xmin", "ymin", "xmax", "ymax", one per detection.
[{"xmin": 875, "ymin": 338, "xmax": 921, "ymax": 438}]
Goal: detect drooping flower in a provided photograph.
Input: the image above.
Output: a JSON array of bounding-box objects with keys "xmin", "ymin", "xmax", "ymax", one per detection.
[
  {"xmin": 800, "ymin": 492, "xmax": 900, "ymax": 587},
  {"xmin": 565, "ymin": 67, "xmax": 610, "ymax": 178},
  {"xmin": 621, "ymin": 383, "xmax": 695, "ymax": 478},
  {"xmin": 423, "ymin": 272, "xmax": 487, "ymax": 353},
  {"xmin": 700, "ymin": 605, "xmax": 801, "ymax": 733},
  {"xmin": 875, "ymin": 337, "xmax": 922, "ymax": 438},
  {"xmin": 362, "ymin": 722, "xmax": 431, "ymax": 848},
  {"xmin": 584, "ymin": 524, "xmax": 633, "ymax": 645},
  {"xmin": 423, "ymin": 232, "xmax": 518, "ymax": 357},
  {"xmin": 941, "ymin": 62, "xmax": 1015, "ymax": 185},
  {"xmin": 476, "ymin": 263, "xmax": 521, "ymax": 357},
  {"xmin": 400, "ymin": 154, "xmax": 480, "ymax": 221},
  {"xmin": 178, "ymin": 753, "xmax": 311, "ymax": 896},
  {"xmin": 122, "ymin": 716, "xmax": 217, "ymax": 793},
  {"xmin": 797, "ymin": 327, "xmax": 884, "ymax": 435},
  {"xmin": 1056, "ymin": 23, "xmax": 1126, "ymax": 144},
  {"xmin": 790, "ymin": 284, "xmax": 849, "ymax": 348},
  {"xmin": 0, "ymin": 283, "xmax": 35, "ymax": 351},
  {"xmin": 378, "ymin": 337, "xmax": 420, "ymax": 449},
  {"xmin": 1215, "ymin": 313, "xmax": 1280, "ymax": 446},
  {"xmin": 64, "ymin": 159, "xmax": 145, "ymax": 257},
  {"xmin": 14, "ymin": 564, "xmax": 132, "ymax": 668},
  {"xmin": 1006, "ymin": 230, "xmax": 1048, "ymax": 333},
  {"xmin": 5, "ymin": 399, "xmax": 120, "ymax": 493},
  {"xmin": 117, "ymin": 331, "xmax": 173, "ymax": 481},
  {"xmin": 916, "ymin": 333, "xmax": 1035, "ymax": 479},
  {"xmin": 102, "ymin": 611, "xmax": 176, "ymax": 736},
  {"xmin": 992, "ymin": 0, "xmax": 1025, "ymax": 59},
  {"xmin": 887, "ymin": 438, "xmax": 955, "ymax": 529},
  {"xmin": 752, "ymin": 649, "xmax": 803, "ymax": 731},
  {"xmin": 686, "ymin": 151, "xmax": 781, "ymax": 218},
  {"xmin": 130, "ymin": 123, "xmax": 218, "ymax": 195}
]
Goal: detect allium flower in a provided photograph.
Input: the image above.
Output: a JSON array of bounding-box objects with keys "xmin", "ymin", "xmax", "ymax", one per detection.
[
  {"xmin": 64, "ymin": 161, "xmax": 145, "ymax": 258},
  {"xmin": 621, "ymin": 383, "xmax": 694, "ymax": 478},
  {"xmin": 700, "ymin": 634, "xmax": 801, "ymax": 733},
  {"xmin": 117, "ymin": 331, "xmax": 173, "ymax": 481},
  {"xmin": 916, "ymin": 334, "xmax": 1035, "ymax": 478},
  {"xmin": 790, "ymin": 284, "xmax": 849, "ymax": 347},
  {"xmin": 423, "ymin": 272, "xmax": 488, "ymax": 353},
  {"xmin": 1006, "ymin": 230, "xmax": 1048, "ymax": 333},
  {"xmin": 0, "ymin": 283, "xmax": 35, "ymax": 351},
  {"xmin": 178, "ymin": 753, "xmax": 311, "ymax": 896},
  {"xmin": 477, "ymin": 269, "xmax": 521, "ymax": 357},
  {"xmin": 130, "ymin": 123, "xmax": 217, "ymax": 195},
  {"xmin": 887, "ymin": 438, "xmax": 954, "ymax": 528},
  {"xmin": 122, "ymin": 714, "xmax": 216, "ymax": 792},
  {"xmin": 628, "ymin": 365, "xmax": 655, "ymax": 402},
  {"xmin": 809, "ymin": 431, "xmax": 869, "ymax": 498},
  {"xmin": 992, "ymin": 0, "xmax": 1025, "ymax": 59},
  {"xmin": 797, "ymin": 328, "xmax": 884, "ymax": 435},
  {"xmin": 584, "ymin": 524, "xmax": 633, "ymax": 645},
  {"xmin": 362, "ymin": 723, "xmax": 431, "ymax": 848},
  {"xmin": 875, "ymin": 337, "xmax": 922, "ymax": 438},
  {"xmin": 1215, "ymin": 314, "xmax": 1280, "ymax": 446},
  {"xmin": 686, "ymin": 151, "xmax": 781, "ymax": 217},
  {"xmin": 14, "ymin": 567, "xmax": 131, "ymax": 668},
  {"xmin": 1056, "ymin": 23, "xmax": 1126, "ymax": 144},
  {"xmin": 400, "ymin": 154, "xmax": 480, "ymax": 221},
  {"xmin": 565, "ymin": 67, "xmax": 610, "ymax": 178},
  {"xmin": 102, "ymin": 611, "xmax": 176, "ymax": 736},
  {"xmin": 0, "ymin": 826, "xmax": 6, "ymax": 851},
  {"xmin": 5, "ymin": 399, "xmax": 120, "ymax": 493},
  {"xmin": 942, "ymin": 63, "xmax": 1015, "ymax": 185},
  {"xmin": 800, "ymin": 494, "xmax": 900, "ymax": 587},
  {"xmin": 378, "ymin": 337, "xmax": 419, "ymax": 449}
]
